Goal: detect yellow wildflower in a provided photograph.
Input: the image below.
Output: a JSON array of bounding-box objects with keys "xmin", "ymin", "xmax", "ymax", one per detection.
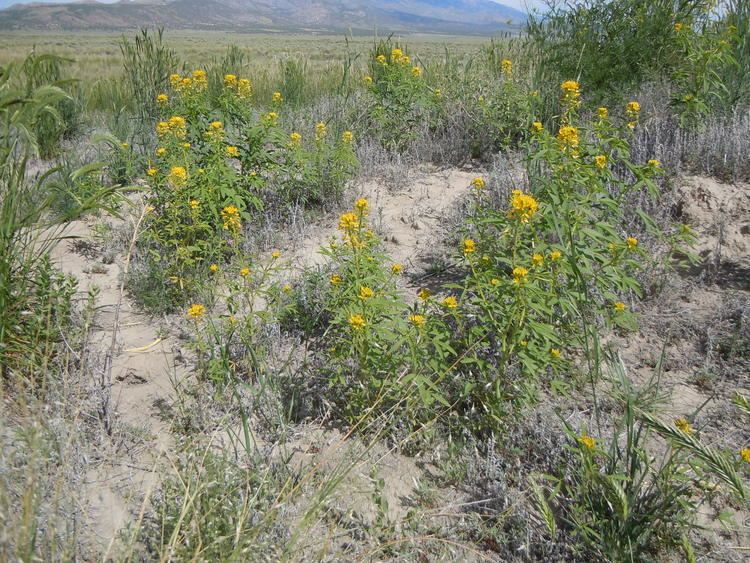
[
  {"xmin": 315, "ymin": 122, "xmax": 327, "ymax": 141},
  {"xmin": 463, "ymin": 239, "xmax": 476, "ymax": 254},
  {"xmin": 417, "ymin": 288, "xmax": 431, "ymax": 301},
  {"xmin": 512, "ymin": 266, "xmax": 529, "ymax": 284},
  {"xmin": 561, "ymin": 80, "xmax": 581, "ymax": 105},
  {"xmin": 330, "ymin": 274, "xmax": 342, "ymax": 286},
  {"xmin": 626, "ymin": 236, "xmax": 638, "ymax": 250},
  {"xmin": 442, "ymin": 296, "xmax": 458, "ymax": 309},
  {"xmin": 263, "ymin": 112, "xmax": 278, "ymax": 124},
  {"xmin": 226, "ymin": 146, "xmax": 239, "ymax": 158},
  {"xmin": 597, "ymin": 107, "xmax": 609, "ymax": 119},
  {"xmin": 146, "ymin": 167, "xmax": 157, "ymax": 177},
  {"xmin": 168, "ymin": 166, "xmax": 187, "ymax": 185},
  {"xmin": 224, "ymin": 74, "xmax": 238, "ymax": 87},
  {"xmin": 189, "ymin": 199, "xmax": 200, "ymax": 210},
  {"xmin": 508, "ymin": 190, "xmax": 539, "ymax": 223},
  {"xmin": 675, "ymin": 417, "xmax": 693, "ymax": 434},
  {"xmin": 578, "ymin": 434, "xmax": 596, "ymax": 450},
  {"xmin": 209, "ymin": 264, "xmax": 219, "ymax": 273},
  {"xmin": 187, "ymin": 304, "xmax": 206, "ymax": 319},
  {"xmin": 156, "ymin": 121, "xmax": 170, "ymax": 136},
  {"xmin": 490, "ymin": 278, "xmax": 500, "ymax": 286},
  {"xmin": 409, "ymin": 314, "xmax": 426, "ymax": 327},
  {"xmin": 342, "ymin": 131, "xmax": 354, "ymax": 144},
  {"xmin": 289, "ymin": 132, "xmax": 302, "ymax": 146},
  {"xmin": 237, "ymin": 78, "xmax": 252, "ymax": 99},
  {"xmin": 532, "ymin": 121, "xmax": 543, "ymax": 133},
  {"xmin": 156, "ymin": 93, "xmax": 168, "ymax": 104},
  {"xmin": 376, "ymin": 54, "xmax": 387, "ymax": 65},
  {"xmin": 626, "ymin": 101, "xmax": 641, "ymax": 117},
  {"xmin": 272, "ymin": 91, "xmax": 283, "ymax": 103},
  {"xmin": 348, "ymin": 314, "xmax": 366, "ymax": 330},
  {"xmin": 501, "ymin": 59, "xmax": 513, "ymax": 74},
  {"xmin": 674, "ymin": 22, "xmax": 684, "ymax": 32},
  {"xmin": 532, "ymin": 253, "xmax": 544, "ymax": 266},
  {"xmin": 557, "ymin": 125, "xmax": 579, "ymax": 148},
  {"xmin": 221, "ymin": 205, "xmax": 241, "ymax": 233},
  {"xmin": 363, "ymin": 75, "xmax": 373, "ymax": 85},
  {"xmin": 550, "ymin": 348, "xmax": 561, "ymax": 359},
  {"xmin": 434, "ymin": 89, "xmax": 442, "ymax": 98},
  {"xmin": 355, "ymin": 198, "xmax": 369, "ymax": 213},
  {"xmin": 412, "ymin": 66, "xmax": 422, "ymax": 77},
  {"xmin": 471, "ymin": 177, "xmax": 486, "ymax": 190},
  {"xmin": 595, "ymin": 155, "xmax": 608, "ymax": 169},
  {"xmin": 648, "ymin": 159, "xmax": 661, "ymax": 168},
  {"xmin": 613, "ymin": 301, "xmax": 626, "ymax": 312},
  {"xmin": 271, "ymin": 250, "xmax": 281, "ymax": 259},
  {"xmin": 239, "ymin": 267, "xmax": 251, "ymax": 278},
  {"xmin": 391, "ymin": 48, "xmax": 404, "ymax": 62},
  {"xmin": 550, "ymin": 250, "xmax": 562, "ymax": 261},
  {"xmin": 338, "ymin": 212, "xmax": 359, "ymax": 231},
  {"xmin": 359, "ymin": 286, "xmax": 374, "ymax": 300},
  {"xmin": 391, "ymin": 263, "xmax": 403, "ymax": 275},
  {"xmin": 740, "ymin": 448, "xmax": 750, "ymax": 463},
  {"xmin": 169, "ymin": 73, "xmax": 181, "ymax": 87}
]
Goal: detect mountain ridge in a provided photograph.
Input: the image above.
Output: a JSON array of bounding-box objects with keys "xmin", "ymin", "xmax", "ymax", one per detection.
[{"xmin": 0, "ymin": 0, "xmax": 526, "ymax": 33}]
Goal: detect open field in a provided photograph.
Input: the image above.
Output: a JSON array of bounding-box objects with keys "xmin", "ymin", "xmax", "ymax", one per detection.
[
  {"xmin": 0, "ymin": 30, "xmax": 491, "ymax": 81},
  {"xmin": 1, "ymin": 1, "xmax": 750, "ymax": 560}
]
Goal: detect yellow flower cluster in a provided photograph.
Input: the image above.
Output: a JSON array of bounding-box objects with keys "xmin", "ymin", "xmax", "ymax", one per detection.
[
  {"xmin": 348, "ymin": 313, "xmax": 366, "ymax": 330},
  {"xmin": 168, "ymin": 166, "xmax": 188, "ymax": 186},
  {"xmin": 501, "ymin": 59, "xmax": 513, "ymax": 75},
  {"xmin": 613, "ymin": 301, "xmax": 626, "ymax": 312},
  {"xmin": 442, "ymin": 296, "xmax": 458, "ymax": 309},
  {"xmin": 224, "ymin": 74, "xmax": 253, "ymax": 99},
  {"xmin": 338, "ymin": 212, "xmax": 359, "ymax": 232},
  {"xmin": 171, "ymin": 70, "xmax": 208, "ymax": 94},
  {"xmin": 463, "ymin": 239, "xmax": 476, "ymax": 254},
  {"xmin": 315, "ymin": 122, "xmax": 327, "ymax": 141},
  {"xmin": 391, "ymin": 263, "xmax": 403, "ymax": 275},
  {"xmin": 597, "ymin": 106, "xmax": 609, "ymax": 119},
  {"xmin": 187, "ymin": 303, "xmax": 206, "ymax": 319},
  {"xmin": 532, "ymin": 121, "xmax": 543, "ymax": 133},
  {"xmin": 578, "ymin": 433, "xmax": 596, "ymax": 450},
  {"xmin": 471, "ymin": 177, "xmax": 486, "ymax": 190},
  {"xmin": 342, "ymin": 130, "xmax": 354, "ymax": 144},
  {"xmin": 557, "ymin": 125, "xmax": 579, "ymax": 149},
  {"xmin": 272, "ymin": 91, "xmax": 283, "ymax": 103},
  {"xmin": 409, "ymin": 314, "xmax": 426, "ymax": 327},
  {"xmin": 156, "ymin": 93, "xmax": 169, "ymax": 105},
  {"xmin": 561, "ymin": 80, "xmax": 581, "ymax": 106},
  {"xmin": 412, "ymin": 66, "xmax": 422, "ymax": 77},
  {"xmin": 226, "ymin": 146, "xmax": 239, "ymax": 158},
  {"xmin": 156, "ymin": 116, "xmax": 187, "ymax": 139},
  {"xmin": 390, "ymin": 48, "xmax": 410, "ymax": 65},
  {"xmin": 508, "ymin": 190, "xmax": 539, "ymax": 223},
  {"xmin": 221, "ymin": 205, "xmax": 241, "ymax": 233},
  {"xmin": 205, "ymin": 120, "xmax": 224, "ymax": 141},
  {"xmin": 675, "ymin": 417, "xmax": 693, "ymax": 434},
  {"xmin": 512, "ymin": 266, "xmax": 529, "ymax": 284},
  {"xmin": 289, "ymin": 132, "xmax": 302, "ymax": 146},
  {"xmin": 595, "ymin": 155, "xmax": 608, "ymax": 169}
]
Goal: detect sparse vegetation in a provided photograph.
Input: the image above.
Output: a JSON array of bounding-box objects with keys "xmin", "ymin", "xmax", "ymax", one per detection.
[{"xmin": 1, "ymin": 4, "xmax": 749, "ymax": 560}]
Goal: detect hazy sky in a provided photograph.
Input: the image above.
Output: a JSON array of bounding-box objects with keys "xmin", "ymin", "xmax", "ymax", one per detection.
[{"xmin": 494, "ymin": 0, "xmax": 546, "ymax": 12}]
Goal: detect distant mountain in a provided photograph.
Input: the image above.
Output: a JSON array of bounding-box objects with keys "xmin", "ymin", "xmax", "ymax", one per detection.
[{"xmin": 0, "ymin": 0, "xmax": 526, "ymax": 33}]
